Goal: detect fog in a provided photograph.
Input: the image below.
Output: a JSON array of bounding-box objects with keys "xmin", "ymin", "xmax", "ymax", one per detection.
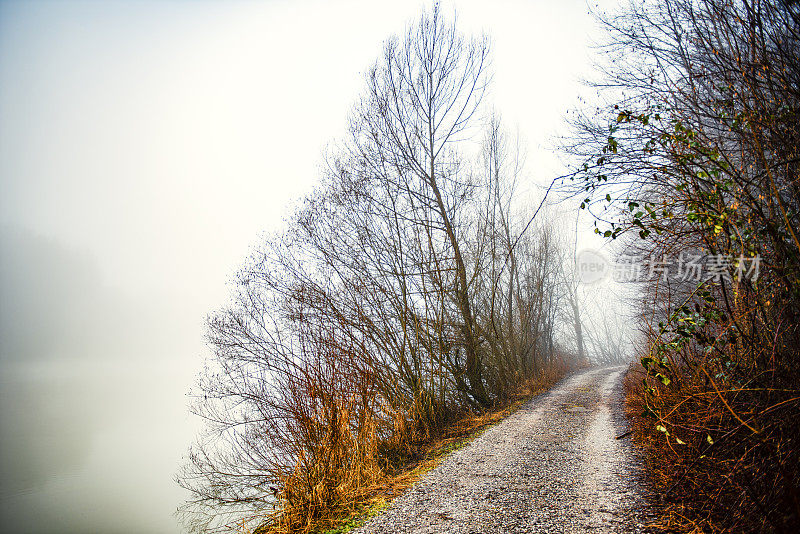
[{"xmin": 0, "ymin": 0, "xmax": 611, "ymax": 531}]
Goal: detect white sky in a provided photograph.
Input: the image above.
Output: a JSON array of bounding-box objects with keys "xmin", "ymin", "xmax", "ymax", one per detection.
[{"xmin": 0, "ymin": 0, "xmax": 615, "ymax": 531}]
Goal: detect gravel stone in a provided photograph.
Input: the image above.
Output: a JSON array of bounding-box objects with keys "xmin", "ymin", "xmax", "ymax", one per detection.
[{"xmin": 354, "ymin": 366, "xmax": 650, "ymax": 533}]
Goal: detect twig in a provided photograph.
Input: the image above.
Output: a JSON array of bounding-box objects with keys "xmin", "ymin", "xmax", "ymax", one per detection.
[{"xmin": 616, "ymin": 430, "xmax": 635, "ymax": 440}]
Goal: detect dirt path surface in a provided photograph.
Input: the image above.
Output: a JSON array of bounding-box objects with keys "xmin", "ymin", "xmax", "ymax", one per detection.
[{"xmin": 355, "ymin": 366, "xmax": 648, "ymax": 533}]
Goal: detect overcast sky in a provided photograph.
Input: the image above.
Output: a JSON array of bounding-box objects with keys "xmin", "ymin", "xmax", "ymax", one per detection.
[{"xmin": 0, "ymin": 0, "xmax": 613, "ymax": 531}]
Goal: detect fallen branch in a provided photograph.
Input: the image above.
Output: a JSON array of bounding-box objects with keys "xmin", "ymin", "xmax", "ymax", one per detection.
[{"xmin": 616, "ymin": 430, "xmax": 634, "ymax": 440}]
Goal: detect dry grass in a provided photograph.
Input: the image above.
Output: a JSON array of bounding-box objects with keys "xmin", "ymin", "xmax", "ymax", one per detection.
[
  {"xmin": 253, "ymin": 366, "xmax": 569, "ymax": 534},
  {"xmin": 624, "ymin": 365, "xmax": 729, "ymax": 533},
  {"xmin": 623, "ymin": 354, "xmax": 800, "ymax": 533}
]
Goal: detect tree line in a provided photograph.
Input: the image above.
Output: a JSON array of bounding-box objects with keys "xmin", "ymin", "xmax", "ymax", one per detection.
[{"xmin": 177, "ymin": 6, "xmax": 593, "ymax": 533}]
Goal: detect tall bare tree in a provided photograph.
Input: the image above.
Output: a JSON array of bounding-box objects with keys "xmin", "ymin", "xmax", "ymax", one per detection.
[{"xmin": 178, "ymin": 6, "xmax": 579, "ymax": 533}]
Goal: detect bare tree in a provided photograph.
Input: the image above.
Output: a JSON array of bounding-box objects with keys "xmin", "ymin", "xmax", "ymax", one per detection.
[
  {"xmin": 348, "ymin": 3, "xmax": 492, "ymax": 405},
  {"xmin": 178, "ymin": 6, "xmax": 580, "ymax": 533}
]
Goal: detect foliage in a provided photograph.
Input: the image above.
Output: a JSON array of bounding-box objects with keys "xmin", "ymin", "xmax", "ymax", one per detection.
[{"xmin": 569, "ymin": 0, "xmax": 800, "ymax": 530}]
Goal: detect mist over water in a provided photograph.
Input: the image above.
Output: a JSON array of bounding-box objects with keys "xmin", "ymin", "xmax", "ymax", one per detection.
[
  {"xmin": 0, "ymin": 226, "xmax": 200, "ymax": 532},
  {"xmin": 0, "ymin": 364, "xmax": 195, "ymax": 533}
]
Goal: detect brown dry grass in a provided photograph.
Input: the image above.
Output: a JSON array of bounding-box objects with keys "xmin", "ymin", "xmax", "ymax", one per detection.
[
  {"xmin": 623, "ymin": 355, "xmax": 800, "ymax": 533},
  {"xmin": 624, "ymin": 365, "xmax": 731, "ymax": 534},
  {"xmin": 253, "ymin": 364, "xmax": 570, "ymax": 534}
]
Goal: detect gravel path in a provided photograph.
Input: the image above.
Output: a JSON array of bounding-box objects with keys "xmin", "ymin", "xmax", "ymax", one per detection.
[{"xmin": 355, "ymin": 366, "xmax": 649, "ymax": 533}]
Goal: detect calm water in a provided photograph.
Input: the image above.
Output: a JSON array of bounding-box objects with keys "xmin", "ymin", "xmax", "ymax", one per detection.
[{"xmin": 0, "ymin": 359, "xmax": 199, "ymax": 533}]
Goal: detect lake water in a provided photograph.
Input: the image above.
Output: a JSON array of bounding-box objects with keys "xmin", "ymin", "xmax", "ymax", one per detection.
[{"xmin": 0, "ymin": 359, "xmax": 199, "ymax": 533}]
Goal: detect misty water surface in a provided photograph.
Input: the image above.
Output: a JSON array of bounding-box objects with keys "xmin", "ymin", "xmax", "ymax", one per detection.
[{"xmin": 0, "ymin": 227, "xmax": 199, "ymax": 532}]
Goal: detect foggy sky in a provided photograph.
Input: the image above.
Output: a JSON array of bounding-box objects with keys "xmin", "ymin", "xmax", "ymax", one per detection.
[{"xmin": 0, "ymin": 0, "xmax": 611, "ymax": 531}]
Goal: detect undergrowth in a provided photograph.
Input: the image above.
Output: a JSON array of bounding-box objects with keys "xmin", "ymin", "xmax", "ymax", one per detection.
[
  {"xmin": 255, "ymin": 367, "xmax": 568, "ymax": 534},
  {"xmin": 571, "ymin": 0, "xmax": 800, "ymax": 530}
]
